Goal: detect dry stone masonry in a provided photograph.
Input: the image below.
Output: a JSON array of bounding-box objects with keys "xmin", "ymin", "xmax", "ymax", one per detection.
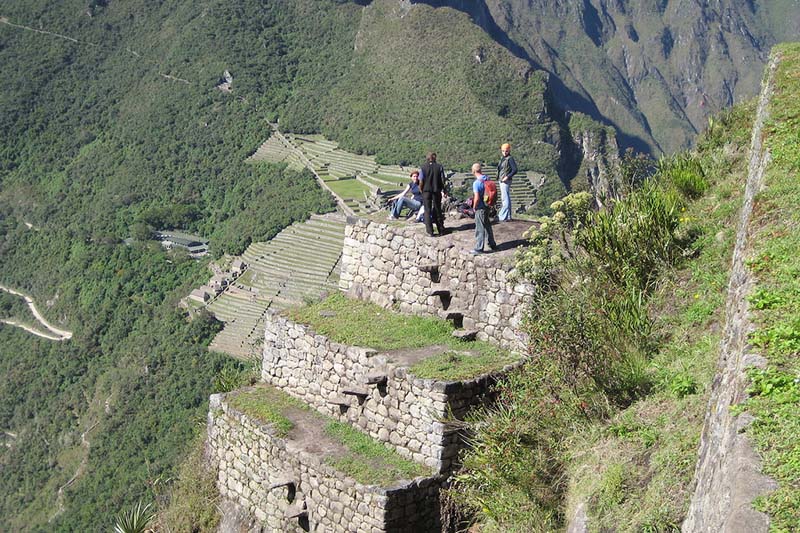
[
  {"xmin": 260, "ymin": 310, "xmax": 519, "ymax": 473},
  {"xmin": 208, "ymin": 393, "xmax": 443, "ymax": 533},
  {"xmin": 339, "ymin": 218, "xmax": 535, "ymax": 350},
  {"xmin": 208, "ymin": 215, "xmax": 531, "ymax": 532}
]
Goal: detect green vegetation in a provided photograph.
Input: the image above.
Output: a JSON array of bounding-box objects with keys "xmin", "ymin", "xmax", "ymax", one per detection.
[
  {"xmin": 113, "ymin": 501, "xmax": 155, "ymax": 533},
  {"xmin": 224, "ymin": 387, "xmax": 429, "ymax": 485},
  {"xmin": 288, "ymin": 293, "xmax": 517, "ymax": 380},
  {"xmin": 227, "ymin": 386, "xmax": 308, "ymax": 438},
  {"xmin": 740, "ymin": 42, "xmax": 800, "ymax": 529},
  {"xmin": 453, "ymin": 97, "xmax": 757, "ymax": 531},
  {"xmin": 289, "ymin": 293, "xmax": 452, "ymax": 349},
  {"xmin": 0, "ymin": 290, "xmax": 36, "ymax": 323},
  {"xmin": 409, "ymin": 350, "xmax": 518, "ymax": 381},
  {"xmin": 307, "ymin": 1, "xmax": 562, "ymax": 174},
  {"xmin": 324, "ymin": 422, "xmax": 430, "ymax": 485},
  {"xmin": 155, "ymin": 433, "xmax": 221, "ymax": 533}
]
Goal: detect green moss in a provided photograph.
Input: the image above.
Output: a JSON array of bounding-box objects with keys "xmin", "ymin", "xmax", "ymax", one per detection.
[
  {"xmin": 288, "ymin": 293, "xmax": 518, "ymax": 380},
  {"xmin": 409, "ymin": 350, "xmax": 518, "ymax": 381},
  {"xmin": 324, "ymin": 422, "xmax": 430, "ymax": 485},
  {"xmin": 226, "ymin": 387, "xmax": 307, "ymax": 437}
]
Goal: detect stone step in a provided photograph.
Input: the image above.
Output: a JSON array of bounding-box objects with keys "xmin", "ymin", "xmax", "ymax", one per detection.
[
  {"xmin": 418, "ymin": 264, "xmax": 440, "ymax": 274},
  {"xmin": 363, "ymin": 373, "xmax": 388, "ymax": 386},
  {"xmin": 451, "ymin": 329, "xmax": 478, "ymax": 342},
  {"xmin": 267, "ymin": 478, "xmax": 295, "ymax": 491},
  {"xmin": 439, "ymin": 310, "xmax": 465, "ymax": 329},
  {"xmin": 429, "ymin": 286, "xmax": 450, "ymax": 297},
  {"xmin": 284, "ymin": 502, "xmax": 307, "ymax": 519},
  {"xmin": 341, "ymin": 386, "xmax": 370, "ymax": 398}
]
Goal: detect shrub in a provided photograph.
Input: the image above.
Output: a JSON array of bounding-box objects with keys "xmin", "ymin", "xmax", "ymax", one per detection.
[
  {"xmin": 577, "ymin": 183, "xmax": 683, "ymax": 292},
  {"xmin": 658, "ymin": 154, "xmax": 708, "ymax": 199}
]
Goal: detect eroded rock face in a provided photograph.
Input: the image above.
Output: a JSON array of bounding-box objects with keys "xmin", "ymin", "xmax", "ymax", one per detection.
[
  {"xmin": 681, "ymin": 52, "xmax": 779, "ymax": 533},
  {"xmin": 569, "ymin": 125, "xmax": 620, "ymax": 202}
]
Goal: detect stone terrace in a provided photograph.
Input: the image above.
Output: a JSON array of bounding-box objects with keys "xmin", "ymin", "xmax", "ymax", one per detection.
[
  {"xmin": 208, "ymin": 214, "xmax": 536, "ymax": 531},
  {"xmin": 209, "ymin": 387, "xmax": 444, "ymax": 533},
  {"xmin": 207, "ymin": 214, "xmax": 346, "ymax": 359},
  {"xmin": 340, "ymin": 217, "xmax": 537, "ymax": 350},
  {"xmin": 261, "ymin": 309, "xmax": 521, "ymax": 473}
]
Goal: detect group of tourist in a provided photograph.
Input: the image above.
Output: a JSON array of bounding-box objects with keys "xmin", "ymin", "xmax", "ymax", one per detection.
[{"xmin": 388, "ymin": 143, "xmax": 517, "ymax": 255}]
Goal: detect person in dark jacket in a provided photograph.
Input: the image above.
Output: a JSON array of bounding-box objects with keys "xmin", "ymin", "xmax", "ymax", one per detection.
[
  {"xmin": 419, "ymin": 152, "xmax": 447, "ymax": 236},
  {"xmin": 497, "ymin": 142, "xmax": 518, "ymax": 221}
]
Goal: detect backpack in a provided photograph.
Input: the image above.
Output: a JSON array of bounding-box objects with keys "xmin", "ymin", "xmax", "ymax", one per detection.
[{"xmin": 484, "ymin": 179, "xmax": 498, "ymax": 207}]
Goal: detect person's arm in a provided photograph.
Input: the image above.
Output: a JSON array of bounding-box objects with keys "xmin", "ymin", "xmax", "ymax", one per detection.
[
  {"xmin": 393, "ymin": 184, "xmax": 411, "ymax": 201},
  {"xmin": 507, "ymin": 156, "xmax": 518, "ymax": 180},
  {"xmin": 472, "ymin": 181, "xmax": 481, "ymax": 208}
]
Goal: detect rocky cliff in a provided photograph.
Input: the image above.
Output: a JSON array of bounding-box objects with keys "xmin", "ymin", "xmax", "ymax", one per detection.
[{"xmin": 414, "ymin": 0, "xmax": 800, "ymax": 155}]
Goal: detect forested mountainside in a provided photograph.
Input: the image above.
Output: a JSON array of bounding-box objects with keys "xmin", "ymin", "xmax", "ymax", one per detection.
[
  {"xmin": 419, "ymin": 0, "xmax": 800, "ymax": 154},
  {"xmin": 0, "ymin": 0, "xmax": 579, "ymax": 530},
  {"xmin": 0, "ymin": 0, "xmax": 792, "ymax": 530}
]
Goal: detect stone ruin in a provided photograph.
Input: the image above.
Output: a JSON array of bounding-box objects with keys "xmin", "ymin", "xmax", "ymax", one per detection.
[{"xmin": 207, "ymin": 217, "xmax": 536, "ymax": 532}]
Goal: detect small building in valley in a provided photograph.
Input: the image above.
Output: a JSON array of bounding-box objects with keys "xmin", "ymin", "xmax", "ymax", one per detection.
[
  {"xmin": 156, "ymin": 231, "xmax": 209, "ymax": 258},
  {"xmin": 188, "ymin": 287, "xmax": 214, "ymax": 304}
]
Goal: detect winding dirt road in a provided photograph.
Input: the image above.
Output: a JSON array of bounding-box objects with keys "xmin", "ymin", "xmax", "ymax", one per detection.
[{"xmin": 0, "ymin": 285, "xmax": 72, "ymax": 340}]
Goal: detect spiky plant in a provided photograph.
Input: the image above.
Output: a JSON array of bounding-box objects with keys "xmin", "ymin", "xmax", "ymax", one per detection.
[{"xmin": 114, "ymin": 501, "xmax": 155, "ymax": 533}]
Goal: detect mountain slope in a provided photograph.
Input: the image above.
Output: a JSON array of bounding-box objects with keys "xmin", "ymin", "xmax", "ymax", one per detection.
[{"xmin": 420, "ymin": 0, "xmax": 800, "ymax": 154}]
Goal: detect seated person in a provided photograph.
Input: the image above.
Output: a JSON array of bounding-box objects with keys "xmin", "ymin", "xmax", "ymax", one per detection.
[{"xmin": 388, "ymin": 170, "xmax": 423, "ymax": 220}]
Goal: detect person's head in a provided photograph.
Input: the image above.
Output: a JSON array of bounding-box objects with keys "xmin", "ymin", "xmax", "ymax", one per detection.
[
  {"xmin": 501, "ymin": 143, "xmax": 511, "ymax": 156},
  {"xmin": 427, "ymin": 152, "xmax": 437, "ymax": 163},
  {"xmin": 410, "ymin": 170, "xmax": 420, "ymax": 181},
  {"xmin": 471, "ymin": 162, "xmax": 482, "ymax": 176}
]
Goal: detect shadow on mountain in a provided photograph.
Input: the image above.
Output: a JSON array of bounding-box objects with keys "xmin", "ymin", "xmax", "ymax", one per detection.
[{"xmin": 412, "ymin": 0, "xmax": 652, "ymax": 155}]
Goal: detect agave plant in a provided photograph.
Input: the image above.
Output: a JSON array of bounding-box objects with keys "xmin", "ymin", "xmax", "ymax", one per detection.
[{"xmin": 114, "ymin": 501, "xmax": 155, "ymax": 533}]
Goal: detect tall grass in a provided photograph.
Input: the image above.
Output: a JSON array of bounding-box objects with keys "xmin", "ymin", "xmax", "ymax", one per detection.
[
  {"xmin": 455, "ymin": 155, "xmax": 703, "ymax": 530},
  {"xmin": 577, "ymin": 183, "xmax": 683, "ymax": 292},
  {"xmin": 658, "ymin": 154, "xmax": 709, "ymax": 199}
]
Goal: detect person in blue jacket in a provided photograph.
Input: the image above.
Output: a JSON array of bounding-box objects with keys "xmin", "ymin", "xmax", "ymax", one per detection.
[{"xmin": 470, "ymin": 162, "xmax": 497, "ymax": 255}]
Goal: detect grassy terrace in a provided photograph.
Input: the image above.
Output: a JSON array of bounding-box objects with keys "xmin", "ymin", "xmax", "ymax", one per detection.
[
  {"xmin": 287, "ymin": 293, "xmax": 518, "ymax": 381},
  {"xmin": 225, "ymin": 386, "xmax": 431, "ymax": 485},
  {"xmin": 741, "ymin": 43, "xmax": 800, "ymax": 529}
]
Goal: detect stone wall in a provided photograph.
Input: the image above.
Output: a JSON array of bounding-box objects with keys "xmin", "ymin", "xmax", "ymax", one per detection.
[
  {"xmin": 339, "ymin": 218, "xmax": 535, "ymax": 350},
  {"xmin": 681, "ymin": 52, "xmax": 779, "ymax": 533},
  {"xmin": 262, "ymin": 311, "xmax": 517, "ymax": 473},
  {"xmin": 208, "ymin": 393, "xmax": 443, "ymax": 533}
]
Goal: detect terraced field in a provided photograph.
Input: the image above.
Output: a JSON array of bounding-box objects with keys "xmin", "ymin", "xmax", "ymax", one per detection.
[
  {"xmin": 206, "ymin": 214, "xmax": 346, "ymax": 359},
  {"xmin": 285, "ymin": 134, "xmax": 410, "ymax": 214},
  {"xmin": 450, "ymin": 169, "xmax": 540, "ymax": 213},
  {"xmin": 246, "ymin": 133, "xmax": 305, "ymax": 171}
]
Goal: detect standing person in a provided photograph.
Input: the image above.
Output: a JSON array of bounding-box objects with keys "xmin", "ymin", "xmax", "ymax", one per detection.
[
  {"xmin": 420, "ymin": 152, "xmax": 447, "ymax": 236},
  {"xmin": 470, "ymin": 163, "xmax": 497, "ymax": 255},
  {"xmin": 497, "ymin": 142, "xmax": 517, "ymax": 222},
  {"xmin": 388, "ymin": 171, "xmax": 423, "ymax": 220}
]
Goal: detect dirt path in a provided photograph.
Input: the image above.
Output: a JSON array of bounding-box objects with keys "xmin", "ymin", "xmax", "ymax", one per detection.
[
  {"xmin": 0, "ymin": 285, "xmax": 72, "ymax": 340},
  {"xmin": 0, "ymin": 14, "xmax": 191, "ymax": 83},
  {"xmin": 0, "ymin": 318, "xmax": 64, "ymax": 341}
]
